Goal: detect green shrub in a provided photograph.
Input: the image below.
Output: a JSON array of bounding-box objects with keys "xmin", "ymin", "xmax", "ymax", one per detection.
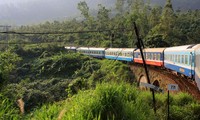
[
  {"xmin": 172, "ymin": 92, "xmax": 194, "ymax": 106},
  {"xmin": 0, "ymin": 94, "xmax": 20, "ymax": 120},
  {"xmin": 63, "ymin": 82, "xmax": 155, "ymax": 120}
]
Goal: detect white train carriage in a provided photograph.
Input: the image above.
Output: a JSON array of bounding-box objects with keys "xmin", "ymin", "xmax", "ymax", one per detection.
[
  {"xmin": 194, "ymin": 44, "xmax": 200, "ymax": 90},
  {"xmin": 164, "ymin": 44, "xmax": 196, "ymax": 78},
  {"xmin": 65, "ymin": 46, "xmax": 77, "ymax": 52},
  {"xmin": 105, "ymin": 48, "xmax": 135, "ymax": 62},
  {"xmin": 76, "ymin": 47, "xmax": 106, "ymax": 58}
]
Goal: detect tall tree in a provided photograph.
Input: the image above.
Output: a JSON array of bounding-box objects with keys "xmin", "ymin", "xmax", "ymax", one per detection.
[
  {"xmin": 160, "ymin": 0, "xmax": 176, "ymax": 35},
  {"xmin": 115, "ymin": 0, "xmax": 126, "ymax": 15},
  {"xmin": 77, "ymin": 1, "xmax": 90, "ymax": 19}
]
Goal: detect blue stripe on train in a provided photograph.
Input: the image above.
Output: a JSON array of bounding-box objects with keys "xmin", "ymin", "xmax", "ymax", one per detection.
[
  {"xmin": 84, "ymin": 54, "xmax": 105, "ymax": 58},
  {"xmin": 164, "ymin": 62, "xmax": 194, "ymax": 77},
  {"xmin": 105, "ymin": 55, "xmax": 133, "ymax": 62}
]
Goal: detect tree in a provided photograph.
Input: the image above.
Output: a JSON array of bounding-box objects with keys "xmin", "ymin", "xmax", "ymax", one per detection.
[
  {"xmin": 77, "ymin": 1, "xmax": 90, "ymax": 19},
  {"xmin": 0, "ymin": 51, "xmax": 22, "ymax": 83},
  {"xmin": 115, "ymin": 0, "xmax": 126, "ymax": 15},
  {"xmin": 149, "ymin": 6, "xmax": 162, "ymax": 29},
  {"xmin": 160, "ymin": 0, "xmax": 176, "ymax": 35},
  {"xmin": 146, "ymin": 0, "xmax": 177, "ymax": 46}
]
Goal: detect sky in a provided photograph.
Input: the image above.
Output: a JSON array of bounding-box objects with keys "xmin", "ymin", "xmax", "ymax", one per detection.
[
  {"xmin": 0, "ymin": 0, "xmax": 199, "ymax": 26},
  {"xmin": 0, "ymin": 0, "xmax": 112, "ymax": 25}
]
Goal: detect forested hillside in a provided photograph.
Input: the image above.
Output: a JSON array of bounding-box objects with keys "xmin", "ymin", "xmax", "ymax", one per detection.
[{"xmin": 1, "ymin": 0, "xmax": 199, "ymax": 49}]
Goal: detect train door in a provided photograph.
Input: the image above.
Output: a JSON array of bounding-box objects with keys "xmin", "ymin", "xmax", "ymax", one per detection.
[{"xmin": 190, "ymin": 52, "xmax": 195, "ymax": 78}]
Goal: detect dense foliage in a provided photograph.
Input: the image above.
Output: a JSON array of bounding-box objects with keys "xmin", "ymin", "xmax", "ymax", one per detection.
[
  {"xmin": 0, "ymin": 44, "xmax": 133, "ymax": 115},
  {"xmin": 0, "ymin": 44, "xmax": 199, "ymax": 119},
  {"xmin": 0, "ymin": 0, "xmax": 199, "ymax": 49},
  {"xmin": 27, "ymin": 82, "xmax": 200, "ymax": 120}
]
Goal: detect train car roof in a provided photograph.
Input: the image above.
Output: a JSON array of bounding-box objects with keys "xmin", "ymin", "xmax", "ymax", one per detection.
[
  {"xmin": 65, "ymin": 46, "xmax": 77, "ymax": 49},
  {"xmin": 134, "ymin": 48, "xmax": 165, "ymax": 52},
  {"xmin": 192, "ymin": 44, "xmax": 200, "ymax": 50},
  {"xmin": 77, "ymin": 47, "xmax": 106, "ymax": 51},
  {"xmin": 164, "ymin": 44, "xmax": 199, "ymax": 52},
  {"xmin": 105, "ymin": 48, "xmax": 136, "ymax": 52}
]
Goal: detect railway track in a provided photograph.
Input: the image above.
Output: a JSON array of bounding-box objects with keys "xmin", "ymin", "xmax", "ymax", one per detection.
[{"xmin": 129, "ymin": 63, "xmax": 200, "ymax": 100}]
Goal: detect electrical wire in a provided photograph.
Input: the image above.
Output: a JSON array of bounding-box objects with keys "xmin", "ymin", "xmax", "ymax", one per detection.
[{"xmin": 0, "ymin": 28, "xmax": 132, "ymax": 35}]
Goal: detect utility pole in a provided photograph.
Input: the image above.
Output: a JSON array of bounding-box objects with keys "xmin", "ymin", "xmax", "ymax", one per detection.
[{"xmin": 133, "ymin": 22, "xmax": 157, "ymax": 114}]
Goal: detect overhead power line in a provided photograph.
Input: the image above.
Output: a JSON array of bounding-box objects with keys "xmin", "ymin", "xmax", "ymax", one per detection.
[{"xmin": 0, "ymin": 28, "xmax": 132, "ymax": 35}]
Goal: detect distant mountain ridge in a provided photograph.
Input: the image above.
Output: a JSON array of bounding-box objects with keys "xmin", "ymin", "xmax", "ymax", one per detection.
[
  {"xmin": 101, "ymin": 0, "xmax": 200, "ymax": 10},
  {"xmin": 0, "ymin": 0, "xmax": 199, "ymax": 25},
  {"xmin": 150, "ymin": 0, "xmax": 200, "ymax": 10}
]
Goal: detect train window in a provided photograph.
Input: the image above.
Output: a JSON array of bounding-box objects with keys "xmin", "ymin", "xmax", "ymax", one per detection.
[
  {"xmin": 174, "ymin": 55, "xmax": 177, "ymax": 62},
  {"xmin": 155, "ymin": 54, "xmax": 157, "ymax": 60},
  {"xmin": 172, "ymin": 54, "xmax": 174, "ymax": 61},
  {"xmin": 181, "ymin": 55, "xmax": 184, "ymax": 64},
  {"xmin": 146, "ymin": 53, "xmax": 148, "ymax": 59},
  {"xmin": 138, "ymin": 53, "xmax": 141, "ymax": 58},
  {"xmin": 156, "ymin": 54, "xmax": 159, "ymax": 60},
  {"xmin": 168, "ymin": 54, "xmax": 170, "ymax": 61},
  {"xmin": 189, "ymin": 55, "xmax": 192, "ymax": 65},
  {"xmin": 149, "ymin": 53, "xmax": 152, "ymax": 59},
  {"xmin": 166, "ymin": 54, "xmax": 168, "ymax": 60},
  {"xmin": 185, "ymin": 55, "xmax": 188, "ymax": 65},
  {"xmin": 178, "ymin": 55, "xmax": 180, "ymax": 63},
  {"xmin": 146, "ymin": 53, "xmax": 149, "ymax": 59},
  {"xmin": 158, "ymin": 54, "xmax": 160, "ymax": 60}
]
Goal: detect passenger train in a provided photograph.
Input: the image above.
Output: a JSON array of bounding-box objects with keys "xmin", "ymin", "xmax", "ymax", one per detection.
[{"xmin": 65, "ymin": 44, "xmax": 200, "ymax": 91}]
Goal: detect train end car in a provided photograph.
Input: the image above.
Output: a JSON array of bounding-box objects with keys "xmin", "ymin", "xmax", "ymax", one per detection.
[
  {"xmin": 194, "ymin": 44, "xmax": 200, "ymax": 91},
  {"xmin": 105, "ymin": 48, "xmax": 135, "ymax": 62},
  {"xmin": 134, "ymin": 48, "xmax": 165, "ymax": 66},
  {"xmin": 164, "ymin": 44, "xmax": 196, "ymax": 78},
  {"xmin": 65, "ymin": 46, "xmax": 77, "ymax": 52},
  {"xmin": 76, "ymin": 47, "xmax": 106, "ymax": 58}
]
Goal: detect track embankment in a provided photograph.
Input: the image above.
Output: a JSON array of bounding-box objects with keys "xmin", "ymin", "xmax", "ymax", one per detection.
[{"xmin": 129, "ymin": 63, "xmax": 200, "ymax": 101}]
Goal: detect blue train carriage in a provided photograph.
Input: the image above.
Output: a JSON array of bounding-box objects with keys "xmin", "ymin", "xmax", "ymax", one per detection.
[
  {"xmin": 76, "ymin": 47, "xmax": 106, "ymax": 58},
  {"xmin": 134, "ymin": 48, "xmax": 165, "ymax": 66},
  {"xmin": 164, "ymin": 44, "xmax": 197, "ymax": 79},
  {"xmin": 194, "ymin": 44, "xmax": 200, "ymax": 90},
  {"xmin": 105, "ymin": 48, "xmax": 135, "ymax": 62}
]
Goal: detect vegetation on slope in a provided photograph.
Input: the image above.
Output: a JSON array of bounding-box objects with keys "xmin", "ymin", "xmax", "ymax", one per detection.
[
  {"xmin": 0, "ymin": 44, "xmax": 199, "ymax": 120},
  {"xmin": 27, "ymin": 82, "xmax": 200, "ymax": 120}
]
